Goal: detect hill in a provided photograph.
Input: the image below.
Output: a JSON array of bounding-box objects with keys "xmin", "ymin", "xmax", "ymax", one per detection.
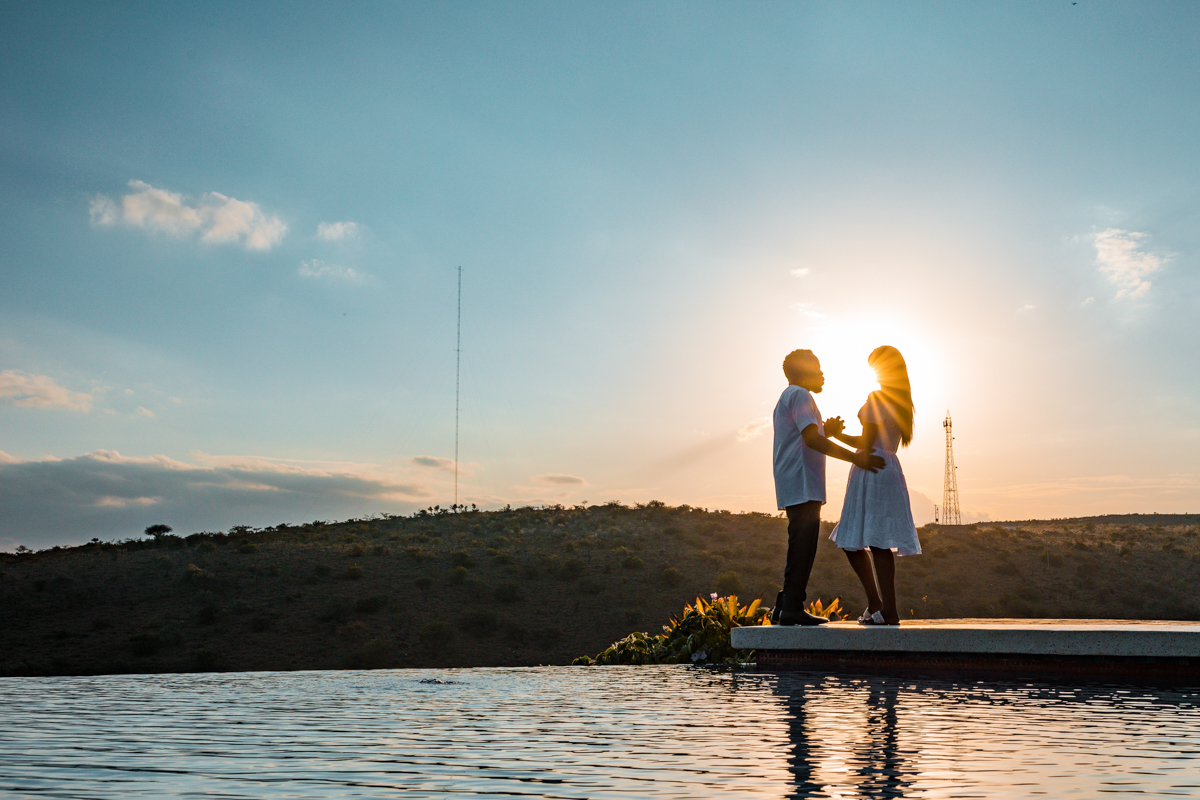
[{"xmin": 2, "ymin": 504, "xmax": 1198, "ymax": 676}]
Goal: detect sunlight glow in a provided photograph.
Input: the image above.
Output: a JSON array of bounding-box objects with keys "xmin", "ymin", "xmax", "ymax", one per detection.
[{"xmin": 795, "ymin": 313, "xmax": 943, "ymax": 432}]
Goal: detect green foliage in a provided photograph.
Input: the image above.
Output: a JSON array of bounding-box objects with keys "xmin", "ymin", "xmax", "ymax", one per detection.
[
  {"xmin": 336, "ymin": 620, "xmax": 369, "ymax": 640},
  {"xmin": 559, "ymin": 558, "xmax": 587, "ymax": 579},
  {"xmin": 193, "ymin": 649, "xmax": 220, "ymax": 671},
  {"xmin": 502, "ymin": 620, "xmax": 528, "ymax": 642},
  {"xmin": 355, "ymin": 595, "xmax": 389, "ymax": 613},
  {"xmin": 493, "ymin": 582, "xmax": 523, "ymax": 603},
  {"xmin": 715, "ymin": 570, "xmax": 745, "ymax": 595},
  {"xmin": 463, "ymin": 608, "xmax": 499, "ymax": 635},
  {"xmin": 237, "ymin": 543, "xmax": 258, "ymax": 554},
  {"xmin": 346, "ymin": 544, "xmax": 366, "ymax": 557},
  {"xmin": 621, "ymin": 555, "xmax": 644, "ymax": 570},
  {"xmin": 145, "ymin": 524, "xmax": 172, "ymax": 539},
  {"xmin": 344, "ymin": 637, "xmax": 395, "ymax": 669},
  {"xmin": 805, "ymin": 596, "xmax": 847, "ymax": 621},
  {"xmin": 128, "ymin": 633, "xmax": 162, "ymax": 657},
  {"xmin": 184, "ymin": 563, "xmax": 216, "ymax": 583},
  {"xmin": 343, "ymin": 564, "xmax": 364, "ymax": 580},
  {"xmin": 319, "ymin": 598, "xmax": 353, "ymax": 623},
  {"xmin": 451, "ymin": 565, "xmax": 469, "ymax": 584},
  {"xmin": 577, "ymin": 595, "xmax": 768, "ymax": 666},
  {"xmin": 660, "ymin": 567, "xmax": 684, "ymax": 587},
  {"xmin": 450, "ymin": 550, "xmax": 475, "ymax": 568},
  {"xmin": 15, "ymin": 505, "xmax": 1200, "ymax": 679},
  {"xmin": 420, "ymin": 620, "xmax": 455, "ymax": 644},
  {"xmin": 406, "ymin": 546, "xmax": 431, "ymax": 562}
]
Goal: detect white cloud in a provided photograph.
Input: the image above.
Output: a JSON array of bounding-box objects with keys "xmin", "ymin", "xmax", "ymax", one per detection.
[
  {"xmin": 736, "ymin": 417, "xmax": 770, "ymax": 441},
  {"xmin": 791, "ymin": 268, "xmax": 811, "ymax": 277},
  {"xmin": 1017, "ymin": 304, "xmax": 1036, "ymax": 313},
  {"xmin": 532, "ymin": 473, "xmax": 587, "ymax": 486},
  {"xmin": 0, "ymin": 450, "xmax": 434, "ymax": 550},
  {"xmin": 135, "ymin": 406, "xmax": 154, "ymax": 418},
  {"xmin": 91, "ymin": 180, "xmax": 287, "ymax": 251},
  {"xmin": 317, "ymin": 221, "xmax": 361, "ymax": 241},
  {"xmin": 96, "ymin": 495, "xmax": 159, "ymax": 508},
  {"xmin": 0, "ymin": 370, "xmax": 92, "ymax": 412},
  {"xmin": 1094, "ymin": 229, "xmax": 1166, "ymax": 299},
  {"xmin": 298, "ymin": 259, "xmax": 363, "ymax": 282},
  {"xmin": 88, "ymin": 195, "xmax": 118, "ymax": 225},
  {"xmin": 1082, "ymin": 297, "xmax": 1095, "ymax": 306},
  {"xmin": 412, "ymin": 455, "xmax": 456, "ymax": 471}
]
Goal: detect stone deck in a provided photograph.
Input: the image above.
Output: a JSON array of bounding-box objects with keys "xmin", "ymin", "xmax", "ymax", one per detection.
[{"xmin": 731, "ymin": 619, "xmax": 1200, "ymax": 680}]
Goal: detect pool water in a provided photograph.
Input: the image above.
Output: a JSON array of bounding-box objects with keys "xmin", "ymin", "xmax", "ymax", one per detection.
[{"xmin": 2, "ymin": 666, "xmax": 1199, "ymax": 798}]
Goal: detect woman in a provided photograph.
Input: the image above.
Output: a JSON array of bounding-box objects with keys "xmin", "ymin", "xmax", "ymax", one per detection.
[{"xmin": 829, "ymin": 346, "xmax": 921, "ymax": 625}]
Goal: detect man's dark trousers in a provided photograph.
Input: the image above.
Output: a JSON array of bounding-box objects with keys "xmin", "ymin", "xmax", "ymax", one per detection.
[{"xmin": 782, "ymin": 500, "xmax": 821, "ymax": 611}]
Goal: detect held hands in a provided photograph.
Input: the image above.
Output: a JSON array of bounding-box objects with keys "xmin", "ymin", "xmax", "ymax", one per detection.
[
  {"xmin": 824, "ymin": 416, "xmax": 845, "ymax": 437},
  {"xmin": 854, "ymin": 450, "xmax": 886, "ymax": 473}
]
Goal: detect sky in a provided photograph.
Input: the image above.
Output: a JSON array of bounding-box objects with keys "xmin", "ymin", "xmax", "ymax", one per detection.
[{"xmin": 2, "ymin": 1, "xmax": 1198, "ymax": 550}]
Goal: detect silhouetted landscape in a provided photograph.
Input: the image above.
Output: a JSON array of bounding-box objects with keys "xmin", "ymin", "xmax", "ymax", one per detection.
[{"xmin": 2, "ymin": 504, "xmax": 1198, "ymax": 677}]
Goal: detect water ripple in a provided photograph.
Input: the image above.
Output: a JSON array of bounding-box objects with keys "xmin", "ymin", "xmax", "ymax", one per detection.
[{"xmin": 1, "ymin": 667, "xmax": 1198, "ymax": 798}]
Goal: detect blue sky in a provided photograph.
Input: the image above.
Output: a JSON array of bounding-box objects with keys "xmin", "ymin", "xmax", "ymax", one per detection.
[{"xmin": 2, "ymin": 1, "xmax": 1198, "ymax": 549}]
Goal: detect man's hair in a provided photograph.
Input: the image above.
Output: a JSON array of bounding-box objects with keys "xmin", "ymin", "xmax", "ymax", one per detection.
[{"xmin": 782, "ymin": 349, "xmax": 818, "ymax": 383}]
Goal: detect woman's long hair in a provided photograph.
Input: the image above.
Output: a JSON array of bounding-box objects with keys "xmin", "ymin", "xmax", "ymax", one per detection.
[{"xmin": 868, "ymin": 345, "xmax": 914, "ymax": 446}]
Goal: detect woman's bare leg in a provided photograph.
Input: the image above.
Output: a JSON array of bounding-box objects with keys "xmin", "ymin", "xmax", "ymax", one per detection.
[
  {"xmin": 844, "ymin": 549, "xmax": 882, "ymax": 613},
  {"xmin": 870, "ymin": 547, "xmax": 898, "ymax": 623}
]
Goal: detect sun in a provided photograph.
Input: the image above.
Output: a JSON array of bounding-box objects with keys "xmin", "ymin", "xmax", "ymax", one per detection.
[{"xmin": 797, "ymin": 314, "xmax": 942, "ymax": 426}]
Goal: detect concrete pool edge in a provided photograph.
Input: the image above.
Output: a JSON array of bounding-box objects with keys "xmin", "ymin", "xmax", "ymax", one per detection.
[{"xmin": 732, "ymin": 619, "xmax": 1200, "ymax": 679}]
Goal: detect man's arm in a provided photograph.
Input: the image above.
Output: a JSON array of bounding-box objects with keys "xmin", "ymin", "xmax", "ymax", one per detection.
[{"xmin": 801, "ymin": 424, "xmax": 885, "ymax": 472}]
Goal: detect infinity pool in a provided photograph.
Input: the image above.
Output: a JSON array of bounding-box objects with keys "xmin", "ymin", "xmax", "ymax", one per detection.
[{"xmin": 2, "ymin": 666, "xmax": 1199, "ymax": 798}]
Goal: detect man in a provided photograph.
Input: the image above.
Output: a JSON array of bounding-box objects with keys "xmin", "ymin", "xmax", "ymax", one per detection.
[{"xmin": 772, "ymin": 349, "xmax": 885, "ymax": 625}]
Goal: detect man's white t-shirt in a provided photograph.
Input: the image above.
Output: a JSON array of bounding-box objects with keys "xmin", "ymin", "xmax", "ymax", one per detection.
[{"xmin": 773, "ymin": 384, "xmax": 826, "ymax": 509}]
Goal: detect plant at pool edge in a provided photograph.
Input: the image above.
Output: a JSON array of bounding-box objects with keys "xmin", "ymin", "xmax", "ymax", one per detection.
[
  {"xmin": 573, "ymin": 594, "xmax": 769, "ymax": 666},
  {"xmin": 804, "ymin": 596, "xmax": 848, "ymax": 622}
]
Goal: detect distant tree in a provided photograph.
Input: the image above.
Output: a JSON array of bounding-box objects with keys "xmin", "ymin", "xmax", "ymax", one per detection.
[{"xmin": 144, "ymin": 524, "xmax": 172, "ymax": 539}]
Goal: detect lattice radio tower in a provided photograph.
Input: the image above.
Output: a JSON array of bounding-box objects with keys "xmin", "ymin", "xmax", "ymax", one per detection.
[
  {"xmin": 453, "ymin": 265, "xmax": 462, "ymax": 513},
  {"xmin": 941, "ymin": 411, "xmax": 961, "ymax": 525}
]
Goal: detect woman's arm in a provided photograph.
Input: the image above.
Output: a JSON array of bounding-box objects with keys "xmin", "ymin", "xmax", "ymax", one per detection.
[
  {"xmin": 831, "ymin": 430, "xmax": 867, "ymax": 449},
  {"xmin": 801, "ymin": 424, "xmax": 885, "ymax": 472},
  {"xmin": 833, "ymin": 422, "xmax": 879, "ymax": 452}
]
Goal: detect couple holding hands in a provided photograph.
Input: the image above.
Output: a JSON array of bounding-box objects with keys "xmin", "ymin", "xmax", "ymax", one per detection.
[{"xmin": 771, "ymin": 346, "xmax": 921, "ymax": 627}]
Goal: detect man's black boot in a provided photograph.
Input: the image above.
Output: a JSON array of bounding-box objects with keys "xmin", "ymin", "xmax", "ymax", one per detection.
[
  {"xmin": 777, "ymin": 607, "xmax": 829, "ymax": 626},
  {"xmin": 770, "ymin": 591, "xmax": 785, "ymax": 624}
]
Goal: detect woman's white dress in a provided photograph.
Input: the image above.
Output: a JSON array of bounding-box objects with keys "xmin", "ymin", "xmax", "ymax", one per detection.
[{"xmin": 830, "ymin": 393, "xmax": 922, "ymax": 556}]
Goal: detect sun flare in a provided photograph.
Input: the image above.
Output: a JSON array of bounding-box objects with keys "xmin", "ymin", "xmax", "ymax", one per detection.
[{"xmin": 795, "ymin": 314, "xmax": 942, "ymax": 432}]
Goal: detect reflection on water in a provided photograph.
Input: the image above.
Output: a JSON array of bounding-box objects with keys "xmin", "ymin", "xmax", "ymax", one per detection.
[
  {"xmin": 783, "ymin": 682, "xmax": 914, "ymax": 799},
  {"xmin": 1, "ymin": 667, "xmax": 1198, "ymax": 798}
]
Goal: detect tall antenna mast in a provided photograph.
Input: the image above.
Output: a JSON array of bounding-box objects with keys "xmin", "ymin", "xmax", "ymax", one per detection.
[
  {"xmin": 454, "ymin": 265, "xmax": 462, "ymax": 512},
  {"xmin": 942, "ymin": 411, "xmax": 961, "ymax": 525}
]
